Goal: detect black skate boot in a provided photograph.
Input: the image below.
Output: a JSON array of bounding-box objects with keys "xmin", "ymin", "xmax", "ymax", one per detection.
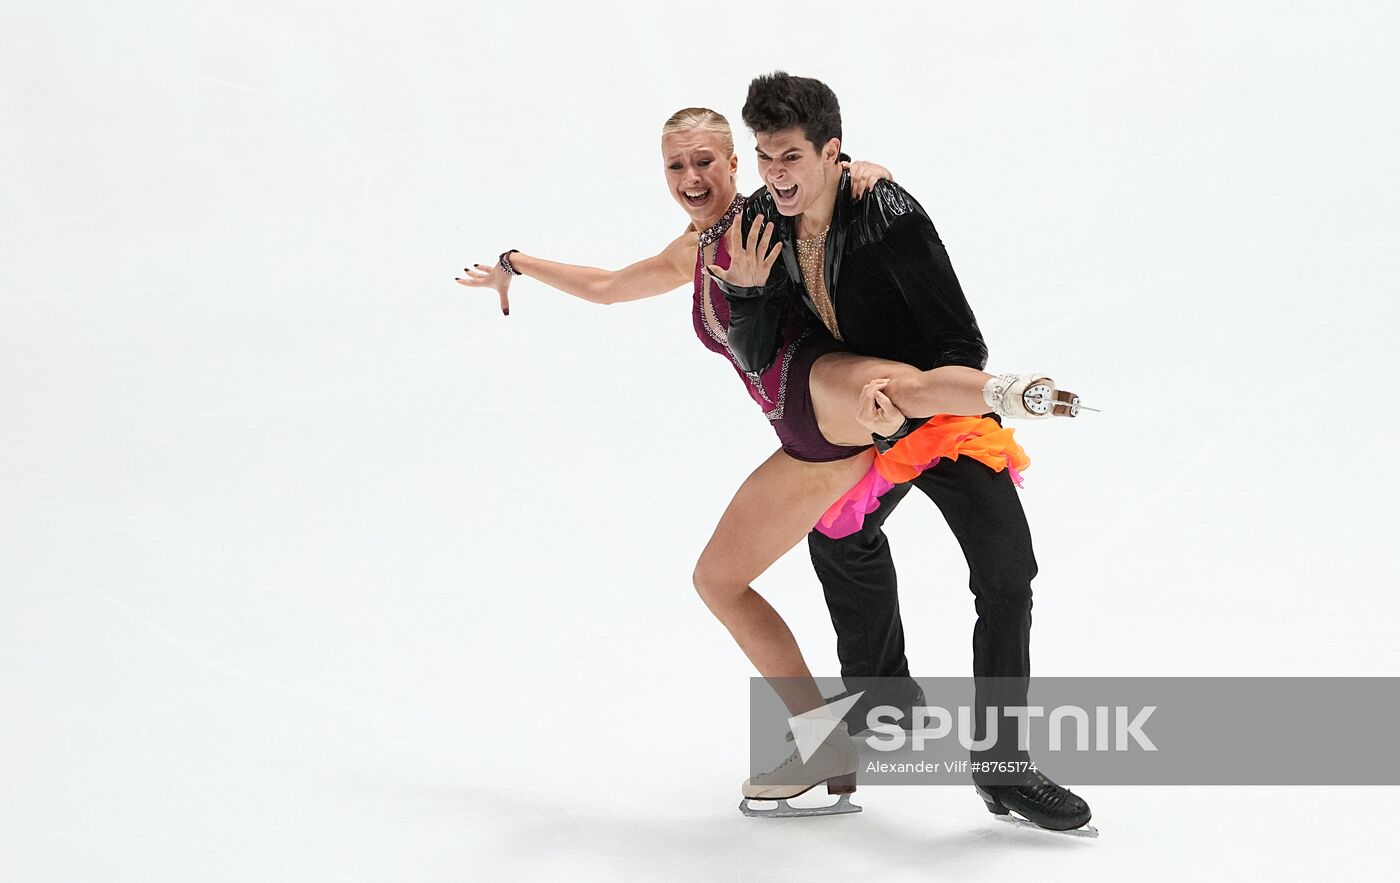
[
  {"xmin": 840, "ymin": 677, "xmax": 927, "ymax": 737},
  {"xmin": 974, "ymin": 769, "xmax": 1093, "ymax": 832},
  {"xmin": 785, "ymin": 679, "xmax": 927, "ymax": 744}
]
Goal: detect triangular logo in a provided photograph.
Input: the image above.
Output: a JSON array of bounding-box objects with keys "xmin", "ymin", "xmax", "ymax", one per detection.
[{"xmin": 791, "ymin": 692, "xmax": 864, "ymax": 763}]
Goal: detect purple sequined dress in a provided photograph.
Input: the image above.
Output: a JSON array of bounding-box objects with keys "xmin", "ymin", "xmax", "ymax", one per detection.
[{"xmin": 691, "ymin": 197, "xmax": 858, "ymax": 463}]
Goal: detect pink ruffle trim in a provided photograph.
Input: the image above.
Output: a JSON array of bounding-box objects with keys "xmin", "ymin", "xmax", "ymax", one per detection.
[{"xmin": 815, "ymin": 457, "xmax": 931, "ymax": 539}]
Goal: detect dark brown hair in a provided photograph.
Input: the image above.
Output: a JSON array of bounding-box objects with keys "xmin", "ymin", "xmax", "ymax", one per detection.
[{"xmin": 741, "ymin": 71, "xmax": 842, "ymax": 154}]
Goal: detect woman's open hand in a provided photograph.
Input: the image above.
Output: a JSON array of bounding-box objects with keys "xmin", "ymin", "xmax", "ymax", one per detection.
[
  {"xmin": 455, "ymin": 260, "xmax": 512, "ymax": 316},
  {"xmin": 856, "ymin": 378, "xmax": 906, "ymax": 436},
  {"xmin": 843, "ymin": 160, "xmax": 893, "ymax": 200}
]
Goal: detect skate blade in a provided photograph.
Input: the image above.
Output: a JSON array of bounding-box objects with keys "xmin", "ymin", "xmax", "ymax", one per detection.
[
  {"xmin": 994, "ymin": 813, "xmax": 1099, "ymax": 838},
  {"xmin": 1044, "ymin": 390, "xmax": 1100, "ymax": 418},
  {"xmin": 739, "ymin": 793, "xmax": 862, "ymax": 819}
]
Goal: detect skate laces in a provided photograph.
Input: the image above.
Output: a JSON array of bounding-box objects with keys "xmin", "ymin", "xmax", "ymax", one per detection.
[
  {"xmin": 759, "ymin": 749, "xmax": 800, "ymax": 776},
  {"xmin": 1023, "ymin": 770, "xmax": 1074, "ymax": 809}
]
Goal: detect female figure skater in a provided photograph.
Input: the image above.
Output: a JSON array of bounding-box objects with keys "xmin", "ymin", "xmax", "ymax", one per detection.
[{"xmin": 456, "ymin": 108, "xmax": 1075, "ymax": 806}]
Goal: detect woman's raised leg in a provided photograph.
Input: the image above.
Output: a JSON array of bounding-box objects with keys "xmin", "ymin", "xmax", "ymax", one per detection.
[
  {"xmin": 692, "ymin": 446, "xmax": 875, "ymax": 717},
  {"xmin": 808, "ymin": 352, "xmax": 993, "ymax": 446}
]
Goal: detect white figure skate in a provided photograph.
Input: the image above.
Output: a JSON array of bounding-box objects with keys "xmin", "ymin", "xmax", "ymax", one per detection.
[
  {"xmin": 739, "ymin": 720, "xmax": 861, "ymax": 818},
  {"xmin": 983, "ymin": 373, "xmax": 1097, "ymax": 419}
]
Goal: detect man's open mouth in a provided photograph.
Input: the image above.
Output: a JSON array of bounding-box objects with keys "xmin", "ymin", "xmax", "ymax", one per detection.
[{"xmin": 773, "ymin": 183, "xmax": 799, "ymax": 202}]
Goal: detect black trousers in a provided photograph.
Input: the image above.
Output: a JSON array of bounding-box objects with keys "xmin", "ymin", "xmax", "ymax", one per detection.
[{"xmin": 808, "ymin": 452, "xmax": 1037, "ymax": 774}]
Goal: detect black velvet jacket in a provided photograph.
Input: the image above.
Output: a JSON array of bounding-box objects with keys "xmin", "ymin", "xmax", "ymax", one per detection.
[{"xmin": 715, "ymin": 173, "xmax": 989, "ymax": 376}]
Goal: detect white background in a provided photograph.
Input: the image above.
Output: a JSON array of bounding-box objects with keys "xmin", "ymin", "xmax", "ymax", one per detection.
[{"xmin": 3, "ymin": 1, "xmax": 1398, "ymax": 880}]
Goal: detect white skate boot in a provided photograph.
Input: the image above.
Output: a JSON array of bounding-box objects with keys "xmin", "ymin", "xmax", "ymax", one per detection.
[
  {"xmin": 739, "ymin": 719, "xmax": 861, "ymax": 818},
  {"xmin": 982, "ymin": 373, "xmax": 1095, "ymax": 419}
]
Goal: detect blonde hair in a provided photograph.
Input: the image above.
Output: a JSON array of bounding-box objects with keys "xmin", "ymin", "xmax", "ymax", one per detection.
[{"xmin": 661, "ymin": 107, "xmax": 735, "ymax": 157}]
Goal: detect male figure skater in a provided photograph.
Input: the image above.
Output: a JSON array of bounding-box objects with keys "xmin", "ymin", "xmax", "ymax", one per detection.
[{"xmin": 711, "ymin": 71, "xmax": 1092, "ymax": 832}]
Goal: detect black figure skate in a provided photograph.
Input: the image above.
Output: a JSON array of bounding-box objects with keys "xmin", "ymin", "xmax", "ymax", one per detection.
[{"xmin": 975, "ymin": 769, "xmax": 1097, "ymax": 837}]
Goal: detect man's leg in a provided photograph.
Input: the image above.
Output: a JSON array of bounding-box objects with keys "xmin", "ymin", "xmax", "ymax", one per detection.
[
  {"xmin": 912, "ymin": 453, "xmax": 1093, "ymax": 829},
  {"xmin": 807, "ymin": 481, "xmax": 914, "ymax": 681},
  {"xmin": 909, "ymin": 454, "xmax": 1036, "ymax": 778},
  {"xmin": 807, "ymin": 483, "xmax": 927, "ymax": 733}
]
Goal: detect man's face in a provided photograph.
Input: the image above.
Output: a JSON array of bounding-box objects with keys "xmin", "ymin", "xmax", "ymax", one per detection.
[{"xmin": 754, "ymin": 127, "xmax": 841, "ymax": 217}]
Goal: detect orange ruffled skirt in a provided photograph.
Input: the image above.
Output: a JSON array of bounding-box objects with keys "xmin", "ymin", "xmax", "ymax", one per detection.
[{"xmin": 815, "ymin": 414, "xmax": 1030, "ymax": 539}]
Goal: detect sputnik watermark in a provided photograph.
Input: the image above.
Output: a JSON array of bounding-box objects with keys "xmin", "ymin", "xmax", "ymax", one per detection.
[
  {"xmin": 860, "ymin": 705, "xmax": 1158, "ymax": 752},
  {"xmin": 754, "ymin": 677, "xmax": 1400, "ymax": 785}
]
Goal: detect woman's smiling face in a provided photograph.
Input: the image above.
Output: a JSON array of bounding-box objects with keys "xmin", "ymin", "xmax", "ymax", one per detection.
[{"xmin": 662, "ymin": 129, "xmax": 738, "ymax": 225}]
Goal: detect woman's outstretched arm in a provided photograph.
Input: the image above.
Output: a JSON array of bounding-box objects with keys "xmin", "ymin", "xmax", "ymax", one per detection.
[{"xmin": 456, "ymin": 231, "xmax": 696, "ymax": 311}]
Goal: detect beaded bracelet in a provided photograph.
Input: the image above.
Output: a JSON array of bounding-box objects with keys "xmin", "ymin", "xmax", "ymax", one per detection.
[{"xmin": 498, "ymin": 249, "xmax": 522, "ymax": 276}]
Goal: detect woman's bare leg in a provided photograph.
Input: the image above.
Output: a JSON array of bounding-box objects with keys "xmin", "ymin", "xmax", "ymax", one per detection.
[
  {"xmin": 693, "ymin": 446, "xmax": 876, "ymax": 717},
  {"xmin": 808, "ymin": 353, "xmax": 993, "ymax": 446}
]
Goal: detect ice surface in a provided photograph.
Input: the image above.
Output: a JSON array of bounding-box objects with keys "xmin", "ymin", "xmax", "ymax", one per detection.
[{"xmin": 3, "ymin": 1, "xmax": 1397, "ymax": 880}]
